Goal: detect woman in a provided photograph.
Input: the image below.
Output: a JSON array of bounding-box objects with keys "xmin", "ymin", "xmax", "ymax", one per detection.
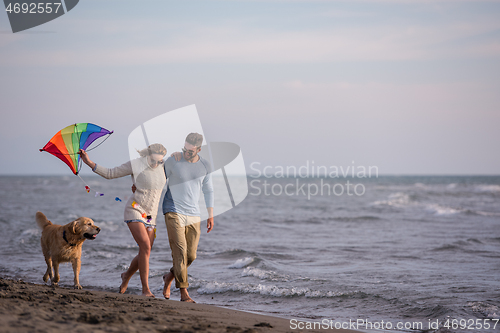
[{"xmin": 79, "ymin": 144, "xmax": 167, "ymax": 297}]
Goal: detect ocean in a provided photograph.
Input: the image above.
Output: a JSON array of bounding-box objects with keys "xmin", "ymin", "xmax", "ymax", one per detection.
[{"xmin": 1, "ymin": 175, "xmax": 499, "ymax": 333}]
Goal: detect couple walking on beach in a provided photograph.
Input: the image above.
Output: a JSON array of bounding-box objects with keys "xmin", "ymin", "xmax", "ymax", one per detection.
[{"xmin": 79, "ymin": 133, "xmax": 214, "ymax": 302}]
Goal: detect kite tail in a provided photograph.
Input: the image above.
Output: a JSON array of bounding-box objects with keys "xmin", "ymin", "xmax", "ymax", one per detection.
[
  {"xmin": 77, "ymin": 173, "xmax": 105, "ymax": 197},
  {"xmin": 77, "ymin": 174, "xmax": 91, "ymax": 193}
]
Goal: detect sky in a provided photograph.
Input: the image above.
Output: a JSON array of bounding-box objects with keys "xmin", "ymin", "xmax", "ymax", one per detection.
[{"xmin": 0, "ymin": 0, "xmax": 499, "ymax": 175}]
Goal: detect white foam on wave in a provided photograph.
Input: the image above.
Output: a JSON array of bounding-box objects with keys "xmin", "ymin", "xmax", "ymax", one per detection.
[
  {"xmin": 476, "ymin": 210, "xmax": 500, "ymax": 217},
  {"xmin": 371, "ymin": 192, "xmax": 475, "ymax": 216},
  {"xmin": 468, "ymin": 301, "xmax": 500, "ymax": 319},
  {"xmin": 228, "ymin": 257, "xmax": 254, "ymax": 269},
  {"xmin": 425, "ymin": 204, "xmax": 461, "ymax": 216},
  {"xmin": 21, "ymin": 228, "xmax": 41, "ymax": 236},
  {"xmin": 88, "ymin": 251, "xmax": 117, "ymax": 259},
  {"xmin": 241, "ymin": 267, "xmax": 269, "ymax": 279},
  {"xmin": 196, "ymin": 280, "xmax": 355, "ymax": 298},
  {"xmin": 241, "ymin": 267, "xmax": 289, "ymax": 282},
  {"xmin": 371, "ymin": 192, "xmax": 412, "ymax": 207},
  {"xmin": 474, "ymin": 185, "xmax": 500, "ymax": 193},
  {"xmin": 18, "ymin": 228, "xmax": 42, "ymax": 245}
]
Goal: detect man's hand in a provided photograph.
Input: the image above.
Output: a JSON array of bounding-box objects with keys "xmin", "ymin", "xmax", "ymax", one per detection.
[
  {"xmin": 131, "ymin": 184, "xmax": 136, "ymax": 193},
  {"xmin": 171, "ymin": 151, "xmax": 182, "ymax": 161},
  {"xmin": 207, "ymin": 217, "xmax": 214, "ymax": 233}
]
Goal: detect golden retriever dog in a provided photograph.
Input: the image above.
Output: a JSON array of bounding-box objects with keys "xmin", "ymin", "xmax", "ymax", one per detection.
[{"xmin": 36, "ymin": 211, "xmax": 100, "ymax": 289}]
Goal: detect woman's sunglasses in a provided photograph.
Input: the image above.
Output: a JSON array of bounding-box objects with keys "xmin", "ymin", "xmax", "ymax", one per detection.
[{"xmin": 148, "ymin": 157, "xmax": 164, "ymax": 167}]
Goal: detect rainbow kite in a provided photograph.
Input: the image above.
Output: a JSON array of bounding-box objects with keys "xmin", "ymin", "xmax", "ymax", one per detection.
[{"xmin": 40, "ymin": 123, "xmax": 113, "ymax": 175}]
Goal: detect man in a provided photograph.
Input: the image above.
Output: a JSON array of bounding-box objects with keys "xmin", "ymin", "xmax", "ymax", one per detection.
[{"xmin": 162, "ymin": 132, "xmax": 214, "ymax": 303}]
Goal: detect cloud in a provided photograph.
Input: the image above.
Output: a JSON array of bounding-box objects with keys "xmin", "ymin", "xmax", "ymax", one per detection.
[
  {"xmin": 2, "ymin": 17, "xmax": 500, "ymax": 68},
  {"xmin": 1, "ymin": 1, "xmax": 499, "ymax": 68}
]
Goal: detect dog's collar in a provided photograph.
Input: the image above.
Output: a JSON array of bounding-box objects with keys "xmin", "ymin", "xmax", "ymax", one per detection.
[{"xmin": 63, "ymin": 230, "xmax": 76, "ymax": 247}]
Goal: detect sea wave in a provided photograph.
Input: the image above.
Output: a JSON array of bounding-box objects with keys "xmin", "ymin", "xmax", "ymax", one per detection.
[
  {"xmin": 331, "ymin": 216, "xmax": 381, "ymax": 222},
  {"xmin": 88, "ymin": 251, "xmax": 118, "ymax": 260},
  {"xmin": 90, "ymin": 220, "xmax": 119, "ymax": 231},
  {"xmin": 468, "ymin": 301, "xmax": 500, "ymax": 319},
  {"xmin": 241, "ymin": 267, "xmax": 290, "ymax": 282},
  {"xmin": 215, "ymin": 249, "xmax": 256, "ymax": 257},
  {"xmin": 195, "ymin": 280, "xmax": 358, "ymax": 298},
  {"xmin": 228, "ymin": 257, "xmax": 255, "ymax": 269},
  {"xmin": 425, "ymin": 204, "xmax": 461, "ymax": 216},
  {"xmin": 16, "ymin": 228, "xmax": 41, "ymax": 249},
  {"xmin": 370, "ymin": 192, "xmax": 497, "ymax": 217},
  {"xmin": 403, "ymin": 304, "xmax": 452, "ymax": 319},
  {"xmin": 475, "ymin": 211, "xmax": 500, "ymax": 217},
  {"xmin": 371, "ymin": 192, "xmax": 413, "ymax": 207},
  {"xmin": 431, "ymin": 239, "xmax": 492, "ymax": 254},
  {"xmin": 20, "ymin": 228, "xmax": 41, "ymax": 237},
  {"xmin": 474, "ymin": 185, "xmax": 500, "ymax": 193}
]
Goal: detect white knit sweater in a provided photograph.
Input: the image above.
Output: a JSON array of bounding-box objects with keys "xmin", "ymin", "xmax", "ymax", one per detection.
[{"xmin": 93, "ymin": 157, "xmax": 166, "ymax": 225}]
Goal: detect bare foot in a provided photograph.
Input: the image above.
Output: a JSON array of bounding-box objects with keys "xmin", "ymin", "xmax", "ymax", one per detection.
[
  {"xmin": 162, "ymin": 272, "xmax": 174, "ymax": 299},
  {"xmin": 180, "ymin": 288, "xmax": 194, "ymax": 303},
  {"xmin": 142, "ymin": 291, "xmax": 155, "ymax": 297},
  {"xmin": 181, "ymin": 298, "xmax": 196, "ymax": 303},
  {"xmin": 119, "ymin": 272, "xmax": 128, "ymax": 294},
  {"xmin": 179, "ymin": 288, "xmax": 196, "ymax": 303}
]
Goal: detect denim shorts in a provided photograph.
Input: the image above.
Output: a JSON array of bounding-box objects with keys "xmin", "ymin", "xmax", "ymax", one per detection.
[{"xmin": 124, "ymin": 219, "xmax": 155, "ymax": 229}]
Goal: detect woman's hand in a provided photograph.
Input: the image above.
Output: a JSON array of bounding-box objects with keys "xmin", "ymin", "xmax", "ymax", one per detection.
[{"xmin": 78, "ymin": 149, "xmax": 96, "ymax": 170}]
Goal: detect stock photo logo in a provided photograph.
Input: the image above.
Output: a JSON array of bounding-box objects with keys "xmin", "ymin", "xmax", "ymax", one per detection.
[
  {"xmin": 3, "ymin": 0, "xmax": 79, "ymax": 33},
  {"xmin": 128, "ymin": 105, "xmax": 249, "ymax": 220}
]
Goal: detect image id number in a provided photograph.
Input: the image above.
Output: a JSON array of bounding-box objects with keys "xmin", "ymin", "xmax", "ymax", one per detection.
[
  {"xmin": 444, "ymin": 318, "xmax": 499, "ymax": 330},
  {"xmin": 6, "ymin": 2, "xmax": 62, "ymax": 14}
]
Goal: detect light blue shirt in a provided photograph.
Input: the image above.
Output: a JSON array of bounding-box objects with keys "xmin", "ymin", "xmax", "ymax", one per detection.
[{"xmin": 162, "ymin": 155, "xmax": 214, "ymax": 216}]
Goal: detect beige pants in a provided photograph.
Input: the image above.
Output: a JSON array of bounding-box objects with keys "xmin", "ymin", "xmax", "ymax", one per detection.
[{"xmin": 164, "ymin": 212, "xmax": 201, "ymax": 288}]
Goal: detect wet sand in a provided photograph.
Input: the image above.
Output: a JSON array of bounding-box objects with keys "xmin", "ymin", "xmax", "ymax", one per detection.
[{"xmin": 0, "ymin": 277, "xmax": 360, "ymax": 333}]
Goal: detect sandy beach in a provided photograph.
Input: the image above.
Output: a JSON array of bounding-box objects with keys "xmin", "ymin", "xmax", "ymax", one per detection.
[{"xmin": 0, "ymin": 277, "xmax": 360, "ymax": 333}]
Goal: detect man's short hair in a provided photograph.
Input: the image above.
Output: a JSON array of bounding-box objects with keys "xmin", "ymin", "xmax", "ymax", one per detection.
[{"xmin": 185, "ymin": 133, "xmax": 203, "ymax": 147}]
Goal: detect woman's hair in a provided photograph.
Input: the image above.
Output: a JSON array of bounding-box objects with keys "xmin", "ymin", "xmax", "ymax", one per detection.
[{"xmin": 136, "ymin": 143, "xmax": 167, "ymax": 157}]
